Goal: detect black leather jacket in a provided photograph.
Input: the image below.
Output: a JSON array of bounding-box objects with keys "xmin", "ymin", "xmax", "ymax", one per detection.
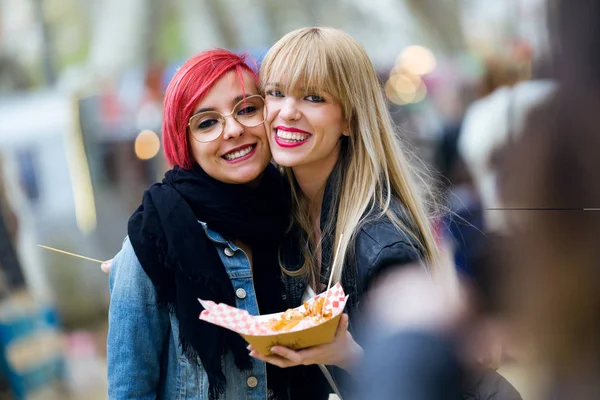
[
  {"xmin": 352, "ymin": 206, "xmax": 426, "ymax": 300},
  {"xmin": 281, "ymin": 170, "xmax": 425, "ymax": 399},
  {"xmin": 281, "ymin": 196, "xmax": 424, "ymax": 325},
  {"xmin": 282, "ymin": 202, "xmax": 425, "ymax": 400}
]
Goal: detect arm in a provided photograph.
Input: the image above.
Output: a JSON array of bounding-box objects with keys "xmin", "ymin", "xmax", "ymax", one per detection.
[{"xmin": 107, "ymin": 237, "xmax": 170, "ymax": 399}]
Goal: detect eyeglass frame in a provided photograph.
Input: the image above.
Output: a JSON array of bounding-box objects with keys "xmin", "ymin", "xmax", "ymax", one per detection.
[{"xmin": 186, "ymin": 94, "xmax": 267, "ymax": 143}]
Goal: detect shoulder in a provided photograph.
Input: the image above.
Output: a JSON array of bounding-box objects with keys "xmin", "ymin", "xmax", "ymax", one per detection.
[
  {"xmin": 111, "ymin": 236, "xmax": 142, "ymax": 276},
  {"xmin": 356, "ymin": 199, "xmax": 425, "ymax": 260},
  {"xmin": 353, "ymin": 200, "xmax": 425, "ymax": 286},
  {"xmin": 109, "ymin": 236, "xmax": 157, "ymax": 303}
]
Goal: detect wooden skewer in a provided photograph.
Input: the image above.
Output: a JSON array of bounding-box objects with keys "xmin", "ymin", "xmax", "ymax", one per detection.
[
  {"xmin": 38, "ymin": 245, "xmax": 106, "ymax": 264},
  {"xmin": 326, "ymin": 233, "xmax": 344, "ymax": 293},
  {"xmin": 323, "ymin": 234, "xmax": 344, "ymax": 317}
]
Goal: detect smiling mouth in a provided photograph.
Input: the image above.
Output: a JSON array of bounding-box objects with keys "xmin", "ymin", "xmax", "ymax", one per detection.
[
  {"xmin": 275, "ymin": 129, "xmax": 311, "ymax": 143},
  {"xmin": 222, "ymin": 144, "xmax": 256, "ymax": 161}
]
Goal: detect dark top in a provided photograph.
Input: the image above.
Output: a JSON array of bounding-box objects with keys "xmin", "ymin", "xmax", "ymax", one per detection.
[
  {"xmin": 354, "ymin": 331, "xmax": 464, "ymax": 400},
  {"xmin": 355, "ymin": 330, "xmax": 523, "ymax": 400}
]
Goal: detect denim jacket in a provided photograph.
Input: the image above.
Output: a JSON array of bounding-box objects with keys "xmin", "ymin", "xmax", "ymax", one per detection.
[{"xmin": 107, "ymin": 222, "xmax": 269, "ymax": 399}]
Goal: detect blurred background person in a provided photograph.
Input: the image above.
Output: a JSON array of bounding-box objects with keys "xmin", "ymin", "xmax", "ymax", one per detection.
[
  {"xmin": 356, "ymin": 0, "xmax": 600, "ymax": 399},
  {"xmin": 496, "ymin": 0, "xmax": 600, "ymax": 397},
  {"xmin": 356, "ymin": 261, "xmax": 522, "ymax": 400},
  {"xmin": 457, "ymin": 55, "xmax": 554, "ymax": 234}
]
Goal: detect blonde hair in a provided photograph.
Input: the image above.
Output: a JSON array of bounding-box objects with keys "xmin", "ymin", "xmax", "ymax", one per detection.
[{"xmin": 260, "ymin": 27, "xmax": 445, "ymax": 288}]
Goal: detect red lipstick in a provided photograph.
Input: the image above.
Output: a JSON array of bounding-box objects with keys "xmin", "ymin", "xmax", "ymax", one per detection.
[{"xmin": 274, "ymin": 126, "xmax": 311, "ymax": 148}]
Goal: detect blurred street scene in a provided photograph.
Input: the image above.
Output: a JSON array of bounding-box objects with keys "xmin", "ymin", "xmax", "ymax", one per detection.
[{"xmin": 0, "ymin": 0, "xmax": 551, "ymax": 398}]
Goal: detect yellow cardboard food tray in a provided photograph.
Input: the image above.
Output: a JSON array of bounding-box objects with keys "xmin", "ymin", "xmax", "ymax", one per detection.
[{"xmin": 199, "ymin": 283, "xmax": 348, "ymax": 356}]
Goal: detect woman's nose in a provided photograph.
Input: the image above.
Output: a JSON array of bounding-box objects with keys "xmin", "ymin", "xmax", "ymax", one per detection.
[
  {"xmin": 278, "ymin": 98, "xmax": 301, "ymax": 121},
  {"xmin": 222, "ymin": 115, "xmax": 245, "ymax": 140}
]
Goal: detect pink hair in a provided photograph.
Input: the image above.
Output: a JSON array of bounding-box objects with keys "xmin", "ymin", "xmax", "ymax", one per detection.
[{"xmin": 162, "ymin": 49, "xmax": 258, "ymax": 169}]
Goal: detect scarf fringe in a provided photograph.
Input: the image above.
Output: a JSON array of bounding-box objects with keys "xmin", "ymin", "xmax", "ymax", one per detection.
[
  {"xmin": 181, "ymin": 337, "xmax": 228, "ymax": 400},
  {"xmin": 206, "ymin": 369, "xmax": 227, "ymax": 400}
]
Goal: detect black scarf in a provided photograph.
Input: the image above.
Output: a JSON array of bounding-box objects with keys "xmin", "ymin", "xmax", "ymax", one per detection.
[{"xmin": 127, "ymin": 163, "xmax": 290, "ymax": 399}]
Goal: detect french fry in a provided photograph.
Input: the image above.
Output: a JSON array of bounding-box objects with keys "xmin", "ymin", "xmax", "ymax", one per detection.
[
  {"xmin": 268, "ymin": 296, "xmax": 334, "ymax": 332},
  {"xmin": 313, "ymin": 297, "xmax": 324, "ymax": 316}
]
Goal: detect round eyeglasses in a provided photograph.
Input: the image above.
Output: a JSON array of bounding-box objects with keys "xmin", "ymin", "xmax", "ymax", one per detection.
[{"xmin": 187, "ymin": 95, "xmax": 266, "ymax": 143}]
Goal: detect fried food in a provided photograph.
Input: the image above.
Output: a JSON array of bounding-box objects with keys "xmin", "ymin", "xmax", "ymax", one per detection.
[{"xmin": 268, "ymin": 297, "xmax": 333, "ymax": 332}]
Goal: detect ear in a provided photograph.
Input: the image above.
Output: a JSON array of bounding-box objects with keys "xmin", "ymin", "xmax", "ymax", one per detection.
[{"xmin": 341, "ymin": 122, "xmax": 350, "ymax": 137}]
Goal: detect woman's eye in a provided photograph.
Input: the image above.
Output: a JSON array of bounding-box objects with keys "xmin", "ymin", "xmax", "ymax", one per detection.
[
  {"xmin": 305, "ymin": 95, "xmax": 324, "ymax": 103},
  {"xmin": 266, "ymin": 89, "xmax": 284, "ymax": 98},
  {"xmin": 197, "ymin": 119, "xmax": 219, "ymax": 130},
  {"xmin": 237, "ymin": 106, "xmax": 257, "ymax": 116}
]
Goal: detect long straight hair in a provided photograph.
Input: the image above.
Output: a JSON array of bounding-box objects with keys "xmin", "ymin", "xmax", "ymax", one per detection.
[{"xmin": 260, "ymin": 27, "xmax": 445, "ymax": 288}]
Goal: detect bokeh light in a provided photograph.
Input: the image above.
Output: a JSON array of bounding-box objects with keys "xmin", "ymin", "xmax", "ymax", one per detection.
[
  {"xmin": 385, "ymin": 68, "xmax": 427, "ymax": 105},
  {"xmin": 397, "ymin": 45, "xmax": 437, "ymax": 76},
  {"xmin": 134, "ymin": 129, "xmax": 160, "ymax": 160}
]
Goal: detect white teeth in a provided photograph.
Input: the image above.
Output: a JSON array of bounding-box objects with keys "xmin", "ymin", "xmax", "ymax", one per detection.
[
  {"xmin": 224, "ymin": 145, "xmax": 253, "ymax": 161},
  {"xmin": 277, "ymin": 130, "xmax": 309, "ymax": 142}
]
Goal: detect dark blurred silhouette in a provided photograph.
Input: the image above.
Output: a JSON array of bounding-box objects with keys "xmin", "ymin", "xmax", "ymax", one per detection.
[
  {"xmin": 0, "ymin": 158, "xmax": 26, "ymax": 296},
  {"xmin": 356, "ymin": 0, "xmax": 600, "ymax": 399},
  {"xmin": 495, "ymin": 0, "xmax": 600, "ymax": 397}
]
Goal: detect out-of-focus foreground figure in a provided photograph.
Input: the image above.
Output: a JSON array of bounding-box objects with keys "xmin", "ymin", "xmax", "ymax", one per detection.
[
  {"xmin": 497, "ymin": 0, "xmax": 600, "ymax": 397},
  {"xmin": 356, "ymin": 0, "xmax": 600, "ymax": 399}
]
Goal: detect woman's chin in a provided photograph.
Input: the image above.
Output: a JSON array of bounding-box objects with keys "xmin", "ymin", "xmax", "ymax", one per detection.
[
  {"xmin": 221, "ymin": 167, "xmax": 265, "ymax": 185},
  {"xmin": 271, "ymin": 154, "xmax": 304, "ymax": 168}
]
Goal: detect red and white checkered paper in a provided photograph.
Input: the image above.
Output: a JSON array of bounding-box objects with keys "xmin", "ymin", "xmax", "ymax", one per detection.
[{"xmin": 199, "ymin": 282, "xmax": 348, "ymax": 336}]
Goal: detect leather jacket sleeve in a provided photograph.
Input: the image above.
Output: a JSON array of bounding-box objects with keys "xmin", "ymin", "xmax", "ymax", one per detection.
[{"xmin": 358, "ymin": 233, "xmax": 423, "ymax": 295}]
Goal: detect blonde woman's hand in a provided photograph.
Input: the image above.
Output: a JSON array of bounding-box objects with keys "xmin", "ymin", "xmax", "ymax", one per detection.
[
  {"xmin": 101, "ymin": 259, "xmax": 113, "ymax": 274},
  {"xmin": 248, "ymin": 314, "xmax": 363, "ymax": 372}
]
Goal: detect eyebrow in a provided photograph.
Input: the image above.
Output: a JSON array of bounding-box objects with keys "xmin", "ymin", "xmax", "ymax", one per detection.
[{"xmin": 191, "ymin": 93, "xmax": 257, "ymax": 116}]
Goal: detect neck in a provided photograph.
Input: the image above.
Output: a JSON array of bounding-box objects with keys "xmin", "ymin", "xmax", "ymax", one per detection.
[{"xmin": 292, "ymin": 145, "xmax": 340, "ymax": 222}]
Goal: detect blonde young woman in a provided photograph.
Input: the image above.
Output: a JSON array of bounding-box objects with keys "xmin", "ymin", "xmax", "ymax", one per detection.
[{"xmin": 247, "ymin": 27, "xmax": 448, "ymax": 397}]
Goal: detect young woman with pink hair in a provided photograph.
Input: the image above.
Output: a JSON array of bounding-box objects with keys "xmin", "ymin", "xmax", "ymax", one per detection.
[{"xmin": 106, "ymin": 49, "xmax": 295, "ymax": 400}]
